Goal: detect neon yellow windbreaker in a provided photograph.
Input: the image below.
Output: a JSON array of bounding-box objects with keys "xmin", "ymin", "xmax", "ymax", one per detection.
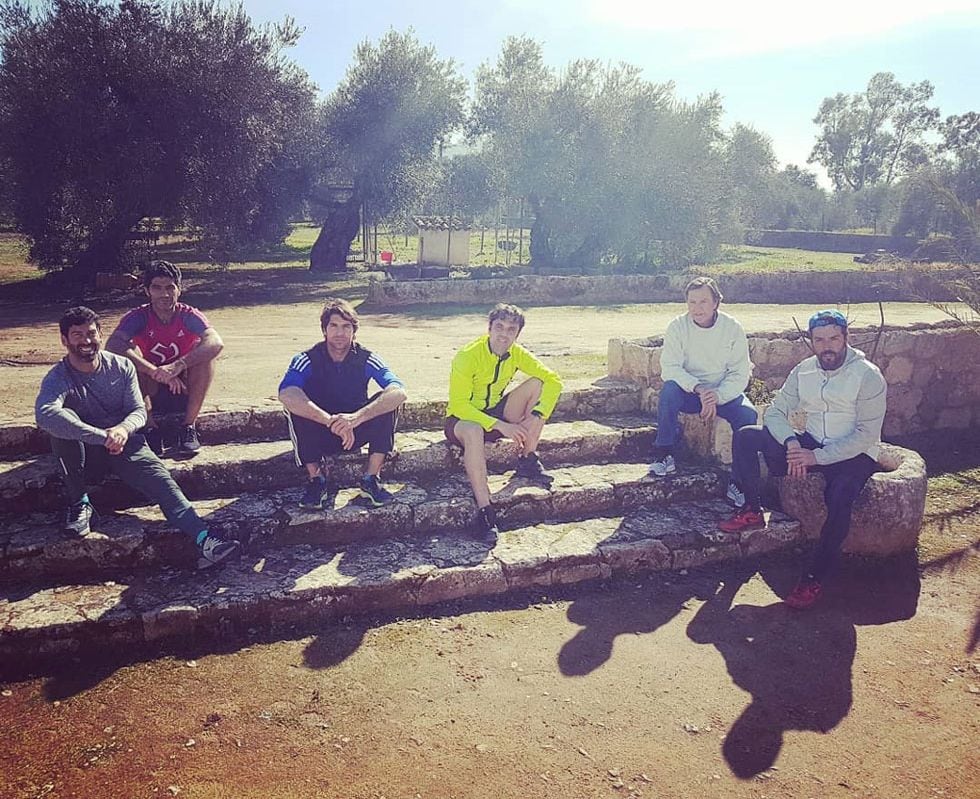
[{"xmin": 447, "ymin": 334, "xmax": 563, "ymax": 430}]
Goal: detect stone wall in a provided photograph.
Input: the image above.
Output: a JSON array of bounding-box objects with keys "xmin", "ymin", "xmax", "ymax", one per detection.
[
  {"xmin": 608, "ymin": 321, "xmax": 980, "ymax": 439},
  {"xmin": 745, "ymin": 229, "xmax": 918, "ymax": 254},
  {"xmin": 364, "ymin": 269, "xmax": 961, "ymax": 308}
]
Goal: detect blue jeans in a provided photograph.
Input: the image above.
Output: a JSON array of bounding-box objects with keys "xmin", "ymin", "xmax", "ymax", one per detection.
[{"xmin": 654, "ymin": 380, "xmax": 758, "ymax": 450}]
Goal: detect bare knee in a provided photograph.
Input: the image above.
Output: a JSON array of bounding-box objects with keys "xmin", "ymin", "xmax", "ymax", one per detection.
[{"xmin": 454, "ymin": 421, "xmax": 485, "ymax": 450}]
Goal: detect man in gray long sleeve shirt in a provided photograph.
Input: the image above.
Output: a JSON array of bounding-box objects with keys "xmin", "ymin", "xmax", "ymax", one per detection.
[
  {"xmin": 35, "ymin": 306, "xmax": 239, "ymax": 568},
  {"xmin": 717, "ymin": 309, "xmax": 887, "ymax": 609}
]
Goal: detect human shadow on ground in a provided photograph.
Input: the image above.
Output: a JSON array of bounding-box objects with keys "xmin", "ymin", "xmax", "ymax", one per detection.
[
  {"xmin": 686, "ymin": 554, "xmax": 920, "ymax": 779},
  {"xmin": 919, "ymin": 537, "xmax": 980, "ymax": 654},
  {"xmin": 557, "ymin": 571, "xmax": 719, "ymax": 677}
]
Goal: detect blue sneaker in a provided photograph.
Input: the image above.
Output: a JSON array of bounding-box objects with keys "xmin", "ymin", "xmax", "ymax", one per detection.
[
  {"xmin": 300, "ymin": 476, "xmax": 336, "ymax": 510},
  {"xmin": 357, "ymin": 475, "xmax": 394, "ymax": 507}
]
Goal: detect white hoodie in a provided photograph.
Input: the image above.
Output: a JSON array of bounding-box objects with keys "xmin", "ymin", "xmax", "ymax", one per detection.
[
  {"xmin": 764, "ymin": 346, "xmax": 887, "ymax": 465},
  {"xmin": 659, "ymin": 310, "xmax": 753, "ymax": 405}
]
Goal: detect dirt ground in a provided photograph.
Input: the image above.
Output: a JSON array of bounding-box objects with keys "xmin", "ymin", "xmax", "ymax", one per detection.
[
  {"xmin": 1, "ymin": 277, "xmax": 978, "ymax": 797},
  {"xmin": 1, "ymin": 523, "xmax": 977, "ymax": 799},
  {"xmin": 0, "ymin": 285, "xmax": 960, "ymax": 422}
]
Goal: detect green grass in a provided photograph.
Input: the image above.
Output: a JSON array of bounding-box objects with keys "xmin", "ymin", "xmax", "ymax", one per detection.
[
  {"xmin": 698, "ymin": 245, "xmax": 863, "ymax": 274},
  {"xmin": 0, "ymin": 225, "xmax": 965, "ymax": 288},
  {"xmin": 0, "ymin": 233, "xmax": 39, "ymax": 285}
]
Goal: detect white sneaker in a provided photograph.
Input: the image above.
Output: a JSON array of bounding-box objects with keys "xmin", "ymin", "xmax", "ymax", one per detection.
[
  {"xmin": 726, "ymin": 480, "xmax": 745, "ymax": 508},
  {"xmin": 649, "ymin": 454, "xmax": 676, "ymax": 477}
]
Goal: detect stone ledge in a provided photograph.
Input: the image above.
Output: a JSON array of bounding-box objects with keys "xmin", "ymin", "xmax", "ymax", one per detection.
[
  {"xmin": 0, "ymin": 380, "xmax": 643, "ymax": 460},
  {"xmin": 0, "ymin": 501, "xmax": 800, "ymax": 662},
  {"xmin": 0, "ymin": 414, "xmax": 657, "ymax": 512},
  {"xmin": 0, "ymin": 461, "xmax": 725, "ymax": 583}
]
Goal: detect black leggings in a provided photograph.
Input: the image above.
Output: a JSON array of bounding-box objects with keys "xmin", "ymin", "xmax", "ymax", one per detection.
[{"xmin": 732, "ymin": 425, "xmax": 879, "ymax": 580}]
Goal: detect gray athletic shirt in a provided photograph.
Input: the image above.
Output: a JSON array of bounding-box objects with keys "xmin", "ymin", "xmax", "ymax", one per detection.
[{"xmin": 35, "ymin": 351, "xmax": 147, "ymax": 445}]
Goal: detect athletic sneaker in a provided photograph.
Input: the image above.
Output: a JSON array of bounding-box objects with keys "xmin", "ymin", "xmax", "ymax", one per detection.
[
  {"xmin": 358, "ymin": 474, "xmax": 394, "ymax": 507},
  {"xmin": 175, "ymin": 424, "xmax": 201, "ymax": 458},
  {"xmin": 785, "ymin": 579, "xmax": 823, "ymax": 610},
  {"xmin": 649, "ymin": 454, "xmax": 676, "ymax": 477},
  {"xmin": 515, "ymin": 452, "xmax": 553, "ymax": 483},
  {"xmin": 726, "ymin": 480, "xmax": 746, "ymax": 508},
  {"xmin": 143, "ymin": 427, "xmax": 165, "ymax": 457},
  {"xmin": 300, "ymin": 476, "xmax": 336, "ymax": 509},
  {"xmin": 63, "ymin": 500, "xmax": 93, "ymax": 537},
  {"xmin": 477, "ymin": 504, "xmax": 500, "ymax": 543},
  {"xmin": 197, "ymin": 531, "xmax": 241, "ymax": 569},
  {"xmin": 717, "ymin": 507, "xmax": 765, "ymax": 533}
]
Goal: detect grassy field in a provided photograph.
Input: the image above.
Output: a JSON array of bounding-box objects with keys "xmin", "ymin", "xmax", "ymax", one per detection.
[{"xmin": 0, "ymin": 224, "xmax": 963, "ymax": 290}]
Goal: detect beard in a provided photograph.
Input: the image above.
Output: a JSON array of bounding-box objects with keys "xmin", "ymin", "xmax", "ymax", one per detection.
[
  {"xmin": 69, "ymin": 342, "xmax": 100, "ymax": 362},
  {"xmin": 817, "ymin": 350, "xmax": 845, "ymax": 370}
]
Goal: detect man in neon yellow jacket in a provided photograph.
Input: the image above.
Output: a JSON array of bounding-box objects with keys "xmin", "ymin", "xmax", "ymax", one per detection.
[{"xmin": 444, "ymin": 303, "xmax": 563, "ymax": 540}]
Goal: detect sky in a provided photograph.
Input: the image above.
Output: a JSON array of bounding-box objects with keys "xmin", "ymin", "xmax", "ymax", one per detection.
[{"xmin": 244, "ymin": 0, "xmax": 980, "ymax": 184}]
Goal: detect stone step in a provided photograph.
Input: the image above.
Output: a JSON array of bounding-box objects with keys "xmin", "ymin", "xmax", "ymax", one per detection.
[
  {"xmin": 0, "ymin": 379, "xmax": 642, "ymax": 459},
  {"xmin": 0, "ymin": 415, "xmax": 658, "ymax": 512},
  {"xmin": 0, "ymin": 500, "xmax": 801, "ymax": 663},
  {"xmin": 0, "ymin": 461, "xmax": 725, "ymax": 584}
]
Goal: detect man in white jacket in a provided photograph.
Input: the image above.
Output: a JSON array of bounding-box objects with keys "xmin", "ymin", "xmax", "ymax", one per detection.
[
  {"xmin": 718, "ymin": 309, "xmax": 887, "ymax": 609},
  {"xmin": 651, "ymin": 278, "xmax": 757, "ymax": 505}
]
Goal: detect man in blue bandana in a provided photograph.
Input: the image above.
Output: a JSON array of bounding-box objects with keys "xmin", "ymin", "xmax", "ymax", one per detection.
[{"xmin": 718, "ymin": 309, "xmax": 887, "ymax": 609}]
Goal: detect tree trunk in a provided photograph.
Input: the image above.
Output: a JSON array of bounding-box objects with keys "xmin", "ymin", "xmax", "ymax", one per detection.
[
  {"xmin": 310, "ymin": 198, "xmax": 361, "ymax": 272},
  {"xmin": 73, "ymin": 218, "xmax": 141, "ymax": 284},
  {"xmin": 527, "ymin": 197, "xmax": 556, "ymax": 272}
]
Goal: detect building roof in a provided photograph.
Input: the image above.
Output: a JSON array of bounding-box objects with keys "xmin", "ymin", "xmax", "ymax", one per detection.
[{"xmin": 412, "ymin": 215, "xmax": 470, "ymax": 231}]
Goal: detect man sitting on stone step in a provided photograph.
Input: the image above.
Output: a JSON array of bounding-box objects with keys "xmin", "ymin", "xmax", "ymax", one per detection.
[
  {"xmin": 718, "ymin": 309, "xmax": 887, "ymax": 610},
  {"xmin": 650, "ymin": 277, "xmax": 757, "ymax": 506},
  {"xmin": 36, "ymin": 306, "xmax": 240, "ymax": 569},
  {"xmin": 444, "ymin": 303, "xmax": 564, "ymax": 540},
  {"xmin": 107, "ymin": 260, "xmax": 223, "ymax": 459},
  {"xmin": 278, "ymin": 298, "xmax": 407, "ymax": 510}
]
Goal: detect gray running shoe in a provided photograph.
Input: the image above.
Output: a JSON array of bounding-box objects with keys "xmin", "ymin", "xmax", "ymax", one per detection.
[
  {"xmin": 63, "ymin": 500, "xmax": 93, "ymax": 537},
  {"xmin": 649, "ymin": 454, "xmax": 676, "ymax": 477},
  {"xmin": 197, "ymin": 532, "xmax": 241, "ymax": 569}
]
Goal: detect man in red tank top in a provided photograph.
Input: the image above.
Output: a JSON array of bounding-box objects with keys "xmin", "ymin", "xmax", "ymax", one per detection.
[{"xmin": 107, "ymin": 261, "xmax": 224, "ymax": 457}]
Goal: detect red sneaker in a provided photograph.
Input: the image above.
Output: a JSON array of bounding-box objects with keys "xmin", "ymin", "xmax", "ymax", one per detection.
[
  {"xmin": 718, "ymin": 507, "xmax": 765, "ymax": 533},
  {"xmin": 784, "ymin": 580, "xmax": 823, "ymax": 609}
]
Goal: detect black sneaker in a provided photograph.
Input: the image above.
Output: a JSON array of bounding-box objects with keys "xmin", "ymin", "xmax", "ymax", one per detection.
[
  {"xmin": 357, "ymin": 475, "xmax": 394, "ymax": 507},
  {"xmin": 515, "ymin": 452, "xmax": 553, "ymax": 484},
  {"xmin": 63, "ymin": 500, "xmax": 93, "ymax": 537},
  {"xmin": 143, "ymin": 427, "xmax": 165, "ymax": 457},
  {"xmin": 197, "ymin": 531, "xmax": 241, "ymax": 569},
  {"xmin": 299, "ymin": 476, "xmax": 336, "ymax": 509},
  {"xmin": 174, "ymin": 424, "xmax": 201, "ymax": 458},
  {"xmin": 477, "ymin": 504, "xmax": 499, "ymax": 543}
]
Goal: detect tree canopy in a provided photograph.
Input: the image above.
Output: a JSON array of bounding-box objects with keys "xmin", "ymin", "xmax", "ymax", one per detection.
[
  {"xmin": 469, "ymin": 37, "xmax": 735, "ymax": 270},
  {"xmin": 308, "ymin": 29, "xmax": 466, "ymax": 271},
  {"xmin": 808, "ymin": 72, "xmax": 939, "ymax": 193},
  {"xmin": 0, "ymin": 0, "xmax": 316, "ymax": 278}
]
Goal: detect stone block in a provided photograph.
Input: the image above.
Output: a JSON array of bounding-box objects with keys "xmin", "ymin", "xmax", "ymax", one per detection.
[
  {"xmin": 416, "ymin": 562, "xmax": 507, "ymax": 605},
  {"xmin": 884, "ymin": 355, "xmax": 914, "ymax": 385},
  {"xmin": 607, "ymin": 339, "xmax": 626, "ymax": 377},
  {"xmin": 142, "ymin": 603, "xmax": 199, "ymax": 642},
  {"xmin": 776, "ymin": 444, "xmax": 926, "ymax": 556},
  {"xmin": 599, "ymin": 538, "xmax": 671, "ymax": 573},
  {"xmin": 671, "ymin": 544, "xmax": 741, "ymax": 570}
]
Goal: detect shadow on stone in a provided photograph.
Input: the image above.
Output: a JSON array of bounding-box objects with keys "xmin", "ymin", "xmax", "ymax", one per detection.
[{"xmin": 686, "ymin": 553, "xmax": 920, "ymax": 780}]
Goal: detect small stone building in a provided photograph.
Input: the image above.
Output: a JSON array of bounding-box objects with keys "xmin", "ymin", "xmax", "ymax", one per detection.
[{"xmin": 413, "ymin": 216, "xmax": 471, "ymax": 267}]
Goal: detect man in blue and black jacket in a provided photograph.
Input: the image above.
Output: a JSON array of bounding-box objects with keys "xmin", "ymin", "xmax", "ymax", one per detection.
[{"xmin": 278, "ymin": 298, "xmax": 407, "ymax": 509}]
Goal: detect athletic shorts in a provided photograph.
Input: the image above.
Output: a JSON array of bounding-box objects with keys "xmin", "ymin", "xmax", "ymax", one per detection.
[{"xmin": 443, "ymin": 394, "xmax": 509, "ymax": 448}]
